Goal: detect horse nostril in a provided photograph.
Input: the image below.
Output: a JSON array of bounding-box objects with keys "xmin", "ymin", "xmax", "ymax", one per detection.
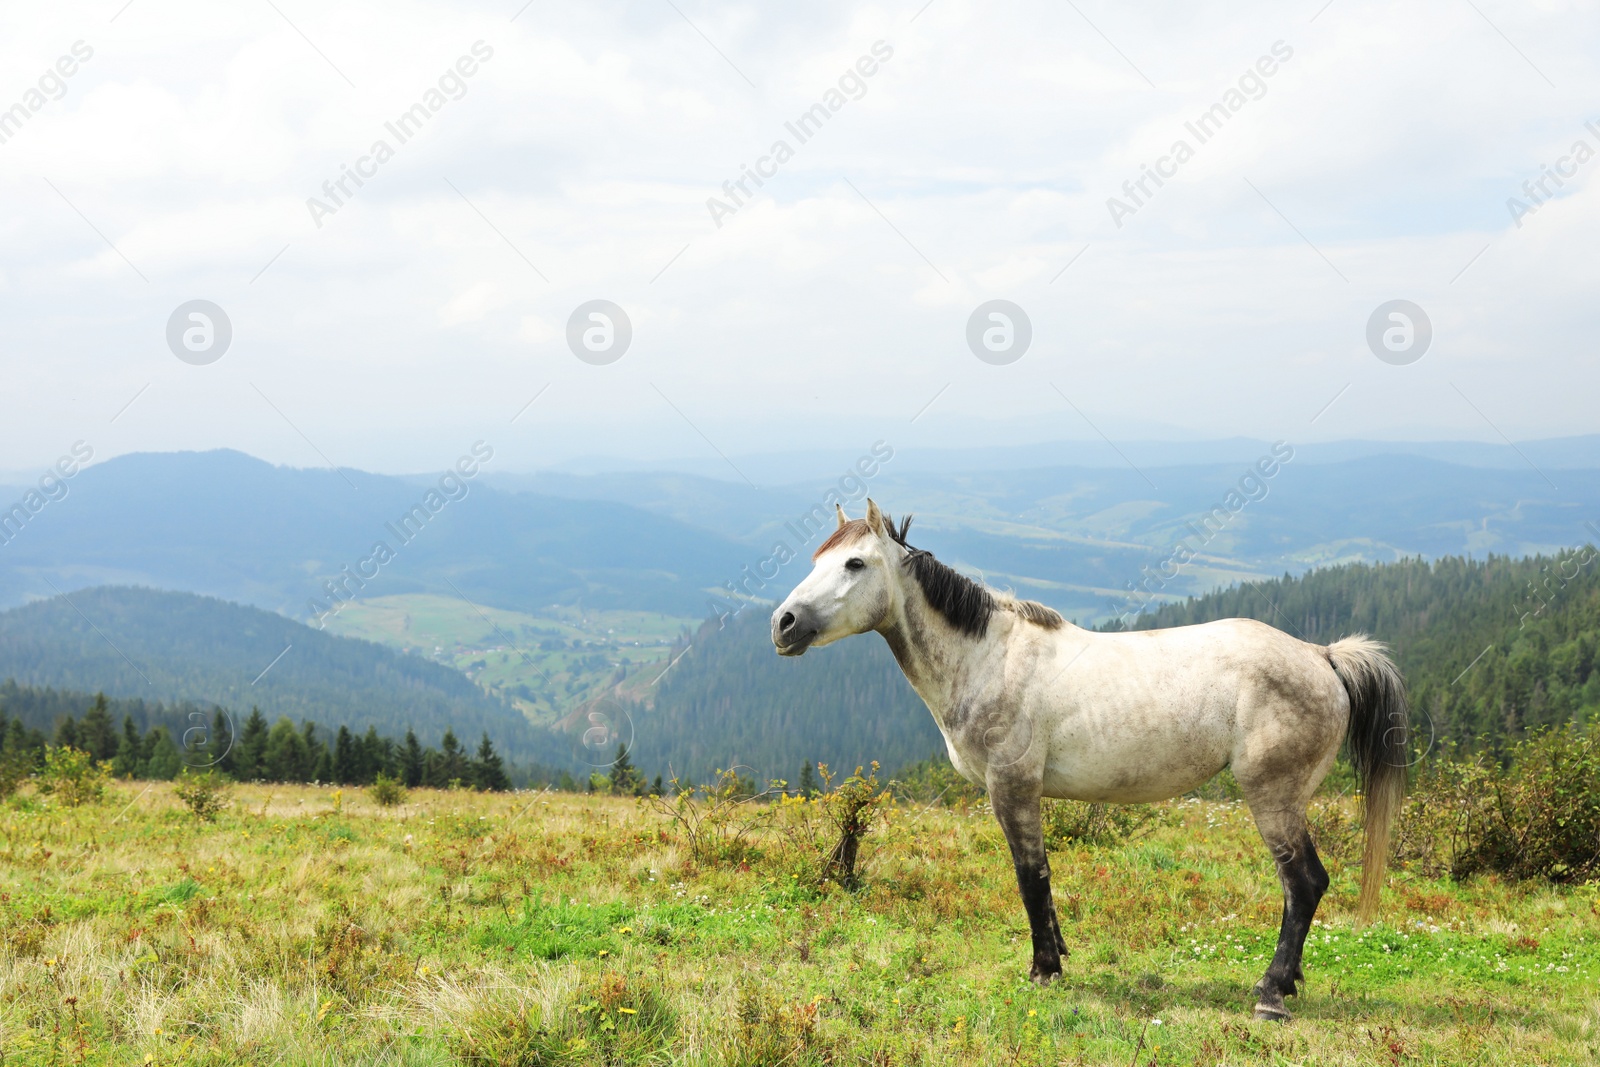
[{"xmin": 779, "ymin": 612, "xmax": 796, "ymax": 632}]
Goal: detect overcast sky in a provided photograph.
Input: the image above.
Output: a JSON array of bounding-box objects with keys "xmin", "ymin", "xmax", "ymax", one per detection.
[{"xmin": 2, "ymin": 0, "xmax": 1597, "ymax": 478}]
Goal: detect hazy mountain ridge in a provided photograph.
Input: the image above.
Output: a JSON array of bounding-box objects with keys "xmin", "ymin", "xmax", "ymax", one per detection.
[{"xmin": 0, "ymin": 449, "xmax": 747, "ymax": 621}]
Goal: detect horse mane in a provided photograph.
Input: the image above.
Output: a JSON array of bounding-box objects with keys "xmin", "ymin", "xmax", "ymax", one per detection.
[{"xmin": 884, "ymin": 513, "xmax": 1063, "ymax": 637}]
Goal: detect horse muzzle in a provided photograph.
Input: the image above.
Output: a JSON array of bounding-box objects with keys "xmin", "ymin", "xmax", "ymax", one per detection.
[{"xmin": 772, "ymin": 606, "xmax": 818, "ymax": 656}]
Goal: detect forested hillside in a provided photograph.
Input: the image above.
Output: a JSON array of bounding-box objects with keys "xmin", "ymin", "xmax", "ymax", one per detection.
[
  {"xmin": 0, "ymin": 587, "xmax": 567, "ymax": 764},
  {"xmin": 627, "ymin": 611, "xmax": 941, "ymax": 787},
  {"xmin": 1121, "ymin": 550, "xmax": 1600, "ymax": 749}
]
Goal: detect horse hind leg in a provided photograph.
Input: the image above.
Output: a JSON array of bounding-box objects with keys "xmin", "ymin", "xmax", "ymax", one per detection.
[{"xmin": 1248, "ymin": 809, "xmax": 1329, "ymax": 1021}]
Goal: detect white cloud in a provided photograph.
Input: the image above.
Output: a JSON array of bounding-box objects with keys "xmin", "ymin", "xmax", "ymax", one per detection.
[{"xmin": 0, "ymin": 0, "xmax": 1596, "ymax": 476}]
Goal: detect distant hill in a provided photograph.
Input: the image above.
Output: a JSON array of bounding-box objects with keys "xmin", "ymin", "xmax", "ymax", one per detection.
[
  {"xmin": 0, "ymin": 586, "xmax": 568, "ymax": 763},
  {"xmin": 491, "ymin": 454, "xmax": 1600, "ymax": 624},
  {"xmin": 0, "ymin": 449, "xmax": 746, "ymax": 622}
]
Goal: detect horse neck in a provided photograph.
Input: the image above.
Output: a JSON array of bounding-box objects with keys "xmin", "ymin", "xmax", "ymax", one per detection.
[{"xmin": 874, "ymin": 575, "xmax": 1002, "ymax": 715}]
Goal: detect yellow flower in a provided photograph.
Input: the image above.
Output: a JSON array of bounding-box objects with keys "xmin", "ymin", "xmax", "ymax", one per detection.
[
  {"xmin": 598, "ymin": 949, "xmax": 610, "ymax": 957},
  {"xmin": 44, "ymin": 958, "xmax": 56, "ymax": 968},
  {"xmin": 618, "ymin": 1007, "xmax": 637, "ymax": 1015},
  {"xmin": 618, "ymin": 926, "xmax": 632, "ymax": 934},
  {"xmin": 1027, "ymin": 1009, "xmax": 1037, "ymax": 1017}
]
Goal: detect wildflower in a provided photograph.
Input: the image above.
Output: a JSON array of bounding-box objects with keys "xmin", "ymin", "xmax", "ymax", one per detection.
[
  {"xmin": 1027, "ymin": 1009, "xmax": 1037, "ymax": 1017},
  {"xmin": 1152, "ymin": 1018, "xmax": 1163, "ymax": 1026},
  {"xmin": 618, "ymin": 926, "xmax": 632, "ymax": 934},
  {"xmin": 598, "ymin": 950, "xmax": 609, "ymax": 957},
  {"xmin": 619, "ymin": 1007, "xmax": 637, "ymax": 1015}
]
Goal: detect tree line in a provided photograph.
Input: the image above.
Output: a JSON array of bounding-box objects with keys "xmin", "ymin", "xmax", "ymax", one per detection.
[{"xmin": 0, "ymin": 694, "xmax": 512, "ymax": 791}]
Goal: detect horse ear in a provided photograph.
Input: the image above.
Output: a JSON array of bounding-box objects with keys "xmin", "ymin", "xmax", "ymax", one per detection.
[
  {"xmin": 865, "ymin": 499, "xmax": 886, "ymax": 537},
  {"xmin": 834, "ymin": 504, "xmax": 848, "ymax": 529}
]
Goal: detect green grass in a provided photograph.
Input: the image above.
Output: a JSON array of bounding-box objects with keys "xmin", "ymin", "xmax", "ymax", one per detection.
[
  {"xmin": 323, "ymin": 595, "xmax": 696, "ymax": 724},
  {"xmin": 1, "ymin": 784, "xmax": 1596, "ymax": 1065}
]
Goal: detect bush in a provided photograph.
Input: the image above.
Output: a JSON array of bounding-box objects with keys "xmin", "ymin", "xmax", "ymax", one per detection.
[
  {"xmin": 33, "ymin": 746, "xmax": 110, "ymax": 807},
  {"xmin": 777, "ymin": 762, "xmax": 893, "ymax": 889},
  {"xmin": 820, "ymin": 762, "xmax": 892, "ymax": 888},
  {"xmin": 892, "ymin": 753, "xmax": 985, "ymax": 807},
  {"xmin": 644, "ymin": 768, "xmax": 773, "ymax": 866},
  {"xmin": 1315, "ymin": 724, "xmax": 1600, "ymax": 884},
  {"xmin": 1447, "ymin": 724, "xmax": 1600, "ymax": 882},
  {"xmin": 1041, "ymin": 798, "xmax": 1155, "ymax": 849},
  {"xmin": 172, "ymin": 768, "xmax": 232, "ymax": 821},
  {"xmin": 368, "ymin": 773, "xmax": 408, "ymax": 807}
]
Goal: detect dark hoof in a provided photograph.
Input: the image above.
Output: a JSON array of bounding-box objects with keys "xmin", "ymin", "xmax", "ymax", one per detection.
[
  {"xmin": 1029, "ymin": 958, "xmax": 1063, "ymax": 986},
  {"xmin": 1252, "ymin": 981, "xmax": 1292, "ymax": 1021}
]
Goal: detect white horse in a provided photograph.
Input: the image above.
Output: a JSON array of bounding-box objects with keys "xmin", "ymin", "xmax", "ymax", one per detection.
[{"xmin": 772, "ymin": 501, "xmax": 1408, "ymax": 1020}]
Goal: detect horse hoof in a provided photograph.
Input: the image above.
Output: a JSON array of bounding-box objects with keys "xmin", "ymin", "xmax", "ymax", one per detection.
[
  {"xmin": 1029, "ymin": 960, "xmax": 1062, "ymax": 987},
  {"xmin": 1253, "ymin": 1002, "xmax": 1292, "ymax": 1022}
]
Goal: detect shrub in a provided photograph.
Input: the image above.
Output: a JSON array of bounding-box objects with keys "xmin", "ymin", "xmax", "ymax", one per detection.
[
  {"xmin": 172, "ymin": 768, "xmax": 232, "ymax": 821},
  {"xmin": 892, "ymin": 753, "xmax": 985, "ymax": 807},
  {"xmin": 1448, "ymin": 724, "xmax": 1600, "ymax": 883},
  {"xmin": 33, "ymin": 746, "xmax": 110, "ymax": 807},
  {"xmin": 1315, "ymin": 725, "xmax": 1600, "ymax": 884},
  {"xmin": 1041, "ymin": 799, "xmax": 1155, "ymax": 849},
  {"xmin": 778, "ymin": 762, "xmax": 893, "ymax": 889},
  {"xmin": 820, "ymin": 762, "xmax": 892, "ymax": 888},
  {"xmin": 644, "ymin": 768, "xmax": 773, "ymax": 866},
  {"xmin": 368, "ymin": 774, "xmax": 408, "ymax": 807}
]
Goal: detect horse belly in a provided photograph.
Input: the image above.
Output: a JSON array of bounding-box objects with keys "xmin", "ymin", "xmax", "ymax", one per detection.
[{"xmin": 1041, "ymin": 712, "xmax": 1233, "ymax": 803}]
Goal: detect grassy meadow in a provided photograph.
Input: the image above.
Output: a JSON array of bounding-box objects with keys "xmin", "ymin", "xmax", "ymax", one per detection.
[
  {"xmin": 1, "ymin": 782, "xmax": 1597, "ymax": 1066},
  {"xmin": 322, "ymin": 595, "xmax": 695, "ymax": 722}
]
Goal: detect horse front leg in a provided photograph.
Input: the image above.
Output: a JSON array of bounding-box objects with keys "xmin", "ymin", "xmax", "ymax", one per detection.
[{"xmin": 989, "ymin": 778, "xmax": 1068, "ymax": 985}]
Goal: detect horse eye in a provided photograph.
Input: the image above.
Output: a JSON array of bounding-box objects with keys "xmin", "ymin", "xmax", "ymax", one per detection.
[{"xmin": 845, "ymin": 557, "xmax": 866, "ymax": 571}]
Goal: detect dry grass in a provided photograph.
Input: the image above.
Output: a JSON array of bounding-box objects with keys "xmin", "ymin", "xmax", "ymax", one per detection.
[{"xmin": 0, "ymin": 783, "xmax": 1595, "ymax": 1065}]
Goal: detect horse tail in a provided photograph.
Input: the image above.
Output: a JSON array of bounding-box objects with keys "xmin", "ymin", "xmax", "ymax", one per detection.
[{"xmin": 1326, "ymin": 634, "xmax": 1409, "ymax": 922}]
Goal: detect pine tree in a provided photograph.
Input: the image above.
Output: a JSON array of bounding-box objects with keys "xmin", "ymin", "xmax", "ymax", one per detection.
[
  {"xmin": 80, "ymin": 694, "xmax": 118, "ymax": 763},
  {"xmin": 265, "ymin": 717, "xmax": 309, "ymax": 781},
  {"xmin": 144, "ymin": 728, "xmax": 182, "ymax": 779},
  {"xmin": 799, "ymin": 760, "xmax": 819, "ymax": 797},
  {"xmin": 333, "ymin": 725, "xmax": 357, "ymax": 784},
  {"xmin": 609, "ymin": 743, "xmax": 644, "ymax": 796},
  {"xmin": 438, "ymin": 730, "xmax": 469, "ymax": 787},
  {"xmin": 472, "ymin": 733, "xmax": 511, "ymax": 792},
  {"xmin": 235, "ymin": 708, "xmax": 269, "ymax": 781},
  {"xmin": 301, "ymin": 722, "xmax": 324, "ymax": 781},
  {"xmin": 208, "ymin": 707, "xmax": 234, "ymax": 773},
  {"xmin": 359, "ymin": 726, "xmax": 386, "ymax": 783},
  {"xmin": 422, "ymin": 748, "xmax": 443, "ymax": 789},
  {"xmin": 113, "ymin": 715, "xmax": 143, "ymax": 778},
  {"xmin": 400, "ymin": 729, "xmax": 424, "ymax": 787},
  {"xmin": 54, "ymin": 715, "xmax": 80, "ymax": 750}
]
